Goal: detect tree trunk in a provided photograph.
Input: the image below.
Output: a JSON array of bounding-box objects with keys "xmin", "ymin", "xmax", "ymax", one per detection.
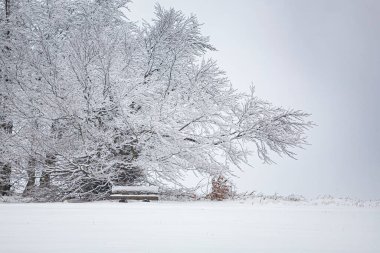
[
  {"xmin": 40, "ymin": 173, "xmax": 50, "ymax": 188},
  {"xmin": 0, "ymin": 163, "xmax": 11, "ymax": 195},
  {"xmin": 23, "ymin": 158, "xmax": 36, "ymax": 195},
  {"xmin": 40, "ymin": 154, "xmax": 55, "ymax": 188},
  {"xmin": 0, "ymin": 0, "xmax": 12, "ymax": 194},
  {"xmin": 5, "ymin": 0, "xmax": 10, "ymax": 17}
]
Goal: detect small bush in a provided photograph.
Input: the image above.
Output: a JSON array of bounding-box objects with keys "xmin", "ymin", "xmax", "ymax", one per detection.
[{"xmin": 207, "ymin": 175, "xmax": 232, "ymax": 201}]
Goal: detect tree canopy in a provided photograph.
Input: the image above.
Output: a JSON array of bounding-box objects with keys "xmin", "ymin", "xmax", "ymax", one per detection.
[{"xmin": 0, "ymin": 0, "xmax": 313, "ymax": 200}]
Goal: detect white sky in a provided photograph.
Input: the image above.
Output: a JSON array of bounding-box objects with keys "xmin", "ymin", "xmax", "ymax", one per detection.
[{"xmin": 127, "ymin": 0, "xmax": 380, "ymax": 200}]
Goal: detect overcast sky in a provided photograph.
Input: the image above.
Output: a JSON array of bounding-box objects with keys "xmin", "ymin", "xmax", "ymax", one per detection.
[{"xmin": 128, "ymin": 0, "xmax": 380, "ymax": 200}]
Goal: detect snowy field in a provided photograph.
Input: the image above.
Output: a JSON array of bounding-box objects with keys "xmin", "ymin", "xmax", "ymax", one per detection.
[{"xmin": 0, "ymin": 201, "xmax": 379, "ymax": 253}]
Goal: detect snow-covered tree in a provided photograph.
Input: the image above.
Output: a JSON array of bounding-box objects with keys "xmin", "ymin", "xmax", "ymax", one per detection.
[
  {"xmin": 0, "ymin": 1, "xmax": 313, "ymax": 200},
  {"xmin": 0, "ymin": 0, "xmax": 13, "ymax": 196}
]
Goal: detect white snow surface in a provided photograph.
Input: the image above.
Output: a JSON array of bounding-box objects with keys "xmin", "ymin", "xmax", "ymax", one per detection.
[{"xmin": 0, "ymin": 201, "xmax": 379, "ymax": 253}]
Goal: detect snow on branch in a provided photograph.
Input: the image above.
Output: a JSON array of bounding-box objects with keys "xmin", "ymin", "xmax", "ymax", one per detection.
[{"xmin": 0, "ymin": 1, "xmax": 313, "ymax": 200}]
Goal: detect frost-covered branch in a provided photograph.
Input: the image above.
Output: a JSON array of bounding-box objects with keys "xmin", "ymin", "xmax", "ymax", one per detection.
[{"xmin": 0, "ymin": 1, "xmax": 313, "ymax": 200}]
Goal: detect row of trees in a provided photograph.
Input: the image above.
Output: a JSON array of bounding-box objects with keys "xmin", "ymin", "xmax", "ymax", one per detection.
[{"xmin": 0, "ymin": 0, "xmax": 312, "ymax": 201}]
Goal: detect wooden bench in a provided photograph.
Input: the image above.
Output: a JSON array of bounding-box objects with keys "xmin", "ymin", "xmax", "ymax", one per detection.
[{"xmin": 109, "ymin": 186, "xmax": 159, "ymax": 202}]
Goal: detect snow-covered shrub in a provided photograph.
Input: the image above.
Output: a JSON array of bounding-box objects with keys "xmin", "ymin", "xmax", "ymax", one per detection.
[
  {"xmin": 159, "ymin": 188, "xmax": 198, "ymax": 201},
  {"xmin": 286, "ymin": 194, "xmax": 306, "ymax": 202},
  {"xmin": 207, "ymin": 176, "xmax": 233, "ymax": 201}
]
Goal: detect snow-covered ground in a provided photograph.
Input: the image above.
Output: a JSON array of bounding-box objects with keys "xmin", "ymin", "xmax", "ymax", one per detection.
[{"xmin": 0, "ymin": 200, "xmax": 379, "ymax": 253}]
